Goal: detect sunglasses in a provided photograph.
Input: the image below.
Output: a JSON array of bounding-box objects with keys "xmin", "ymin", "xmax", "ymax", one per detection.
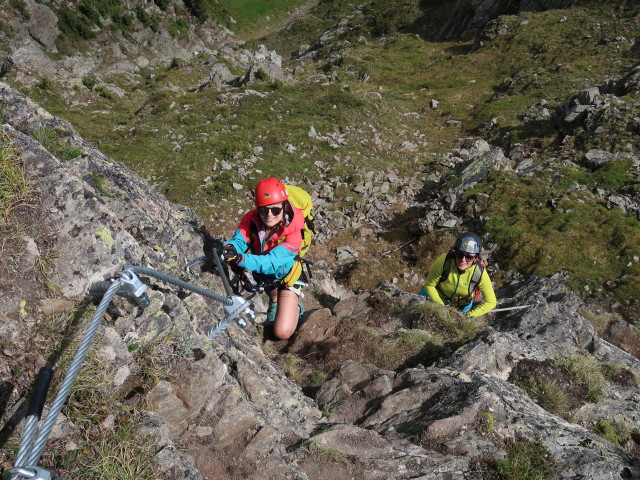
[
  {"xmin": 258, "ymin": 205, "xmax": 283, "ymax": 216},
  {"xmin": 455, "ymin": 250, "xmax": 477, "ymax": 261}
]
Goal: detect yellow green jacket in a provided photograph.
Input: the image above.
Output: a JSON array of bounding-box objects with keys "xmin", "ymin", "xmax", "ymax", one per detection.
[{"xmin": 423, "ymin": 252, "xmax": 497, "ymax": 317}]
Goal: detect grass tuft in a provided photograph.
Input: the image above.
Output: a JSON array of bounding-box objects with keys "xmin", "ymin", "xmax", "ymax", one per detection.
[
  {"xmin": 561, "ymin": 352, "xmax": 606, "ymax": 402},
  {"xmin": 493, "ymin": 434, "xmax": 555, "ymax": 480},
  {"xmin": 594, "ymin": 419, "xmax": 631, "ymax": 448},
  {"xmin": 579, "ymin": 308, "xmax": 621, "ymax": 336},
  {"xmin": 76, "ymin": 418, "xmax": 159, "ymax": 480},
  {"xmin": 37, "ymin": 250, "xmax": 62, "ymax": 295},
  {"xmin": 0, "ymin": 131, "xmax": 31, "ymax": 222},
  {"xmin": 61, "ymin": 349, "xmax": 116, "ymax": 429},
  {"xmin": 411, "ymin": 301, "xmax": 483, "ymax": 343},
  {"xmin": 308, "ymin": 440, "xmax": 355, "ymax": 465}
]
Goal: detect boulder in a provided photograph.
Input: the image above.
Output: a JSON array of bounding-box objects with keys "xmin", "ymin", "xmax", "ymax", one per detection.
[{"xmin": 26, "ymin": 1, "xmax": 60, "ymax": 50}]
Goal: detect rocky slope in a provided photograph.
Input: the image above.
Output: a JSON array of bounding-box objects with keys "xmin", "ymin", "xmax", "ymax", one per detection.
[
  {"xmin": 2, "ymin": 0, "xmax": 640, "ymax": 478},
  {"xmin": 0, "ymin": 0, "xmax": 237, "ymax": 92},
  {"xmin": 1, "ymin": 81, "xmax": 639, "ymax": 479}
]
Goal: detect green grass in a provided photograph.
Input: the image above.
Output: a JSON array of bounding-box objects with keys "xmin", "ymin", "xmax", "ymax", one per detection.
[
  {"xmin": 412, "ymin": 301, "xmax": 484, "ymax": 343},
  {"xmin": 308, "ymin": 440, "xmax": 355, "ymax": 465},
  {"xmin": 464, "ymin": 170, "xmax": 640, "ymax": 301},
  {"xmin": 211, "ymin": 0, "xmax": 310, "ymax": 37},
  {"xmin": 75, "ymin": 418, "xmax": 159, "ymax": 480},
  {"xmin": 28, "ymin": 0, "xmax": 640, "ymax": 302},
  {"xmin": 561, "ymin": 352, "xmax": 606, "ymax": 402},
  {"xmin": 0, "ymin": 131, "xmax": 31, "ymax": 221},
  {"xmin": 594, "ymin": 419, "xmax": 631, "ymax": 448},
  {"xmin": 579, "ymin": 308, "xmax": 621, "ymax": 336},
  {"xmin": 10, "ymin": 0, "xmax": 30, "ymax": 19},
  {"xmin": 493, "ymin": 435, "xmax": 556, "ymax": 480},
  {"xmin": 339, "ymin": 326, "xmax": 443, "ymax": 371},
  {"xmin": 513, "ymin": 375, "xmax": 569, "ymax": 418},
  {"xmin": 61, "ymin": 349, "xmax": 116, "ymax": 429}
]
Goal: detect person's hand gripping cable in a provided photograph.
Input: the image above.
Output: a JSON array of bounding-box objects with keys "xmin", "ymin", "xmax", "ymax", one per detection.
[{"xmin": 220, "ymin": 244, "xmax": 243, "ymax": 266}]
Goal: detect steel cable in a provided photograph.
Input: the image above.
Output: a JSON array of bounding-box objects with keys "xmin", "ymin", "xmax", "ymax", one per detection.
[
  {"xmin": 26, "ymin": 280, "xmax": 121, "ymax": 466},
  {"xmin": 126, "ymin": 265, "xmax": 233, "ymax": 306}
]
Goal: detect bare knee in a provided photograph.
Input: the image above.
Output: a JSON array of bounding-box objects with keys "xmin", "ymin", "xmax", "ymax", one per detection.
[
  {"xmin": 272, "ymin": 289, "xmax": 300, "ymax": 339},
  {"xmin": 273, "ymin": 325, "xmax": 294, "ymax": 340}
]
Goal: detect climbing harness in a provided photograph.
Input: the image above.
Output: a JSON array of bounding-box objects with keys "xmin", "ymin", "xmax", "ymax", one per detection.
[{"xmin": 5, "ymin": 252, "xmax": 256, "ymax": 479}]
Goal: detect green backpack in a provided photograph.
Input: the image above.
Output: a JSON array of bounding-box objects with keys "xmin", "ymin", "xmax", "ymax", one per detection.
[
  {"xmin": 285, "ymin": 184, "xmax": 315, "ymax": 260},
  {"xmin": 256, "ymin": 184, "xmax": 314, "ymax": 286}
]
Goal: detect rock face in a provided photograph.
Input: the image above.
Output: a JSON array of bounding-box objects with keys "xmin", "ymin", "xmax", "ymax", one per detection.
[
  {"xmin": 312, "ymin": 279, "xmax": 640, "ymax": 478},
  {"xmin": 0, "ymin": 82, "xmax": 320, "ymax": 478},
  {"xmin": 1, "ymin": 82, "xmax": 639, "ymax": 479},
  {"xmin": 0, "ymin": 0, "xmax": 236, "ymax": 89},
  {"xmin": 419, "ymin": 0, "xmax": 577, "ymax": 41}
]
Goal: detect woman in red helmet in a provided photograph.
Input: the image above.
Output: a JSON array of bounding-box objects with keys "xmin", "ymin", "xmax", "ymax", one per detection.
[{"xmin": 220, "ymin": 178, "xmax": 305, "ymax": 340}]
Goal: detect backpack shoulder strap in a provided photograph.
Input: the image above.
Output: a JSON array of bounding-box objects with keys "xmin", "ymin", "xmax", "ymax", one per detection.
[
  {"xmin": 439, "ymin": 250, "xmax": 456, "ymax": 285},
  {"xmin": 468, "ymin": 259, "xmax": 485, "ymax": 295}
]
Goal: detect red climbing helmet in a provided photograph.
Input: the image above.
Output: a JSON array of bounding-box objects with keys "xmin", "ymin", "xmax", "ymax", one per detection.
[{"xmin": 254, "ymin": 177, "xmax": 288, "ymax": 207}]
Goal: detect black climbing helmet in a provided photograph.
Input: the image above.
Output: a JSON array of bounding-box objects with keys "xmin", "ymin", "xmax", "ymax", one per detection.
[{"xmin": 454, "ymin": 232, "xmax": 482, "ymax": 254}]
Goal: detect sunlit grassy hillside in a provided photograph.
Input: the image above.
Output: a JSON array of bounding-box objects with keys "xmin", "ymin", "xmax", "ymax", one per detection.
[{"xmin": 20, "ymin": 0, "xmax": 640, "ymax": 308}]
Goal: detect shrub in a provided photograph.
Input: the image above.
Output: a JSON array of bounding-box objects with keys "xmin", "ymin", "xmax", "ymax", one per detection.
[
  {"xmin": 594, "ymin": 419, "xmax": 631, "ymax": 447},
  {"xmin": 153, "ymin": 0, "xmax": 170, "ymax": 11},
  {"xmin": 219, "ymin": 140, "xmax": 252, "ymax": 161},
  {"xmin": 134, "ymin": 5, "xmax": 151, "ymax": 27},
  {"xmin": 202, "ymin": 170, "xmax": 236, "ymax": 198},
  {"xmin": 96, "ymin": 85, "xmax": 114, "ymax": 100},
  {"xmin": 364, "ymin": 0, "xmax": 421, "ymax": 36},
  {"xmin": 58, "ymin": 8, "xmax": 96, "ymax": 39},
  {"xmin": 168, "ymin": 57, "xmax": 184, "ymax": 70},
  {"xmin": 168, "ymin": 19, "xmax": 188, "ymax": 38},
  {"xmin": 82, "ymin": 76, "xmax": 97, "ymax": 91},
  {"xmin": 111, "ymin": 11, "xmax": 133, "ymax": 31},
  {"xmin": 183, "ymin": 0, "xmax": 208, "ymax": 21},
  {"xmin": 10, "ymin": 0, "xmax": 30, "ymax": 19},
  {"xmin": 79, "ymin": 1, "xmax": 102, "ymax": 27},
  {"xmin": 135, "ymin": 5, "xmax": 160, "ymax": 32},
  {"xmin": 65, "ymin": 149, "xmax": 84, "ymax": 161},
  {"xmin": 37, "ymin": 77, "xmax": 53, "ymax": 90},
  {"xmin": 0, "ymin": 20, "xmax": 13, "ymax": 38},
  {"xmin": 255, "ymin": 68, "xmax": 269, "ymax": 81}
]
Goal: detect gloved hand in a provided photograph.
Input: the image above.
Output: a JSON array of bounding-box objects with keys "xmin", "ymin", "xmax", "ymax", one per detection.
[{"xmin": 221, "ymin": 244, "xmax": 241, "ymax": 265}]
